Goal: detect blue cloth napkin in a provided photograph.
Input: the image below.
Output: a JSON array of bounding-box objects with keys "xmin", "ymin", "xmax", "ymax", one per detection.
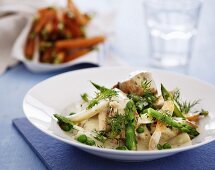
[{"xmin": 12, "ymin": 118, "xmax": 215, "ymax": 170}]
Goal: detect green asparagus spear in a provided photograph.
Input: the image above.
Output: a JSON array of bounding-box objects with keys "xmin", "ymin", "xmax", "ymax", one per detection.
[
  {"xmin": 145, "ymin": 108, "xmax": 199, "ymax": 138},
  {"xmin": 125, "ymin": 125, "xmax": 136, "ymax": 150},
  {"xmin": 124, "ymin": 101, "xmax": 137, "ymax": 150},
  {"xmin": 161, "ymin": 84, "xmax": 185, "ymax": 118},
  {"xmin": 54, "ymin": 114, "xmax": 74, "ymax": 131}
]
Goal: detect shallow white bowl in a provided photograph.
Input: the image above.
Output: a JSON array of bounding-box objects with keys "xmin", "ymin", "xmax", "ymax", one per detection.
[
  {"xmin": 23, "ymin": 67, "xmax": 215, "ymax": 161},
  {"xmin": 11, "ymin": 17, "xmax": 104, "ymax": 73},
  {"xmin": 11, "ymin": 8, "xmax": 114, "ymax": 73}
]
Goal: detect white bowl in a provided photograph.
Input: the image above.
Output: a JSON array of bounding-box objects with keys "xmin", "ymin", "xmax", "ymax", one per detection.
[
  {"xmin": 23, "ymin": 67, "xmax": 215, "ymax": 161},
  {"xmin": 11, "ymin": 9, "xmax": 115, "ymax": 73},
  {"xmin": 11, "ymin": 17, "xmax": 105, "ymax": 73}
]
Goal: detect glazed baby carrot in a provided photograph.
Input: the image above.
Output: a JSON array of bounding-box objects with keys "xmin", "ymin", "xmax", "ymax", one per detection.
[
  {"xmin": 24, "ymin": 38, "xmax": 35, "ymax": 60},
  {"xmin": 24, "ymin": 2, "xmax": 105, "ymax": 64},
  {"xmin": 64, "ymin": 49, "xmax": 90, "ymax": 62},
  {"xmin": 55, "ymin": 36, "xmax": 105, "ymax": 49},
  {"xmin": 67, "ymin": 0, "xmax": 88, "ymax": 25},
  {"xmin": 34, "ymin": 9, "xmax": 56, "ymax": 34}
]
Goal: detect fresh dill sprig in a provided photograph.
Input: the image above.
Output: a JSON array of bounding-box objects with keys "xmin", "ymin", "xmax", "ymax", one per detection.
[
  {"xmin": 106, "ymin": 113, "xmax": 125, "ymax": 139},
  {"xmin": 81, "ymin": 93, "xmax": 89, "ymax": 102},
  {"xmin": 173, "ymin": 88, "xmax": 180, "ymax": 102},
  {"xmin": 141, "ymin": 79, "xmax": 152, "ymax": 93},
  {"xmin": 87, "ymin": 82, "xmax": 118, "ymax": 109},
  {"xmin": 128, "ymin": 93, "xmax": 157, "ymax": 113},
  {"xmin": 173, "ymin": 89, "xmax": 200, "ymax": 114},
  {"xmin": 199, "ymin": 109, "xmax": 209, "ymax": 116},
  {"xmin": 180, "ymin": 100, "xmax": 200, "ymax": 114},
  {"xmin": 94, "ymin": 130, "xmax": 107, "ymax": 143}
]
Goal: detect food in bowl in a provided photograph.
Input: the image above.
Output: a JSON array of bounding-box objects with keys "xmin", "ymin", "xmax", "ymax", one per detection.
[
  {"xmin": 52, "ymin": 71, "xmax": 208, "ymax": 151},
  {"xmin": 24, "ymin": 0, "xmax": 105, "ymax": 64}
]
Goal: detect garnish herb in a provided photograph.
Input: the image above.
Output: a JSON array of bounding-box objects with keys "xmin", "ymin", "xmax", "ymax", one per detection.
[
  {"xmin": 199, "ymin": 109, "xmax": 209, "ymax": 116},
  {"xmin": 87, "ymin": 82, "xmax": 118, "ymax": 109},
  {"xmin": 173, "ymin": 89, "xmax": 200, "ymax": 114},
  {"xmin": 94, "ymin": 130, "xmax": 107, "ymax": 143},
  {"xmin": 128, "ymin": 93, "xmax": 157, "ymax": 113},
  {"xmin": 141, "ymin": 79, "xmax": 152, "ymax": 93},
  {"xmin": 81, "ymin": 93, "xmax": 89, "ymax": 102},
  {"xmin": 106, "ymin": 113, "xmax": 125, "ymax": 139}
]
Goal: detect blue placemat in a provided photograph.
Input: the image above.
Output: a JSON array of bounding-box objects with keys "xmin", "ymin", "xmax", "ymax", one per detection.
[{"xmin": 12, "ymin": 118, "xmax": 215, "ymax": 170}]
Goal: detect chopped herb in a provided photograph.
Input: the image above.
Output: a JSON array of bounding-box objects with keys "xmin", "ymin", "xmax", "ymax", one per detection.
[
  {"xmin": 172, "ymin": 88, "xmax": 180, "ymax": 102},
  {"xmin": 81, "ymin": 93, "xmax": 89, "ymax": 102},
  {"xmin": 106, "ymin": 113, "xmax": 125, "ymax": 138},
  {"xmin": 199, "ymin": 109, "xmax": 209, "ymax": 116},
  {"xmin": 179, "ymin": 100, "xmax": 200, "ymax": 114},
  {"xmin": 173, "ymin": 89, "xmax": 200, "ymax": 114},
  {"xmin": 94, "ymin": 130, "xmax": 107, "ymax": 143},
  {"xmin": 127, "ymin": 93, "xmax": 157, "ymax": 113},
  {"xmin": 87, "ymin": 82, "xmax": 117, "ymax": 109},
  {"xmin": 141, "ymin": 79, "xmax": 152, "ymax": 93}
]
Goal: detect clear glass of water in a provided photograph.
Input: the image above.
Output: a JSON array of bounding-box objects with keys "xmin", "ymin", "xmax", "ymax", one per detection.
[{"xmin": 144, "ymin": 0, "xmax": 202, "ymax": 71}]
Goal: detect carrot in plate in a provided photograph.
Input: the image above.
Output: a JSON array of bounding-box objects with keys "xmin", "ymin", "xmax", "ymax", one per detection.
[
  {"xmin": 24, "ymin": 38, "xmax": 35, "ymax": 60},
  {"xmin": 34, "ymin": 9, "xmax": 56, "ymax": 34},
  {"xmin": 64, "ymin": 48, "xmax": 91, "ymax": 62},
  {"xmin": 67, "ymin": 0, "xmax": 88, "ymax": 25},
  {"xmin": 55, "ymin": 36, "xmax": 105, "ymax": 49}
]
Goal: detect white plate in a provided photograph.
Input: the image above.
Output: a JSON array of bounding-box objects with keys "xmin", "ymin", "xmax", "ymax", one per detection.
[{"xmin": 23, "ymin": 67, "xmax": 215, "ymax": 161}]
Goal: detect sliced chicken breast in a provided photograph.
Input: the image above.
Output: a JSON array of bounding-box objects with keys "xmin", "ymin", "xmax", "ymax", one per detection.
[{"xmin": 114, "ymin": 71, "xmax": 157, "ymax": 96}]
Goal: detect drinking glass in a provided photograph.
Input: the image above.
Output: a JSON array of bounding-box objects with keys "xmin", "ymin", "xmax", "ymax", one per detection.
[{"xmin": 144, "ymin": 0, "xmax": 202, "ymax": 71}]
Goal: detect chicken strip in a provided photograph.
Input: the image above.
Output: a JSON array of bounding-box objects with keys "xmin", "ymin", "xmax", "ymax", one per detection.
[{"xmin": 114, "ymin": 71, "xmax": 157, "ymax": 96}]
